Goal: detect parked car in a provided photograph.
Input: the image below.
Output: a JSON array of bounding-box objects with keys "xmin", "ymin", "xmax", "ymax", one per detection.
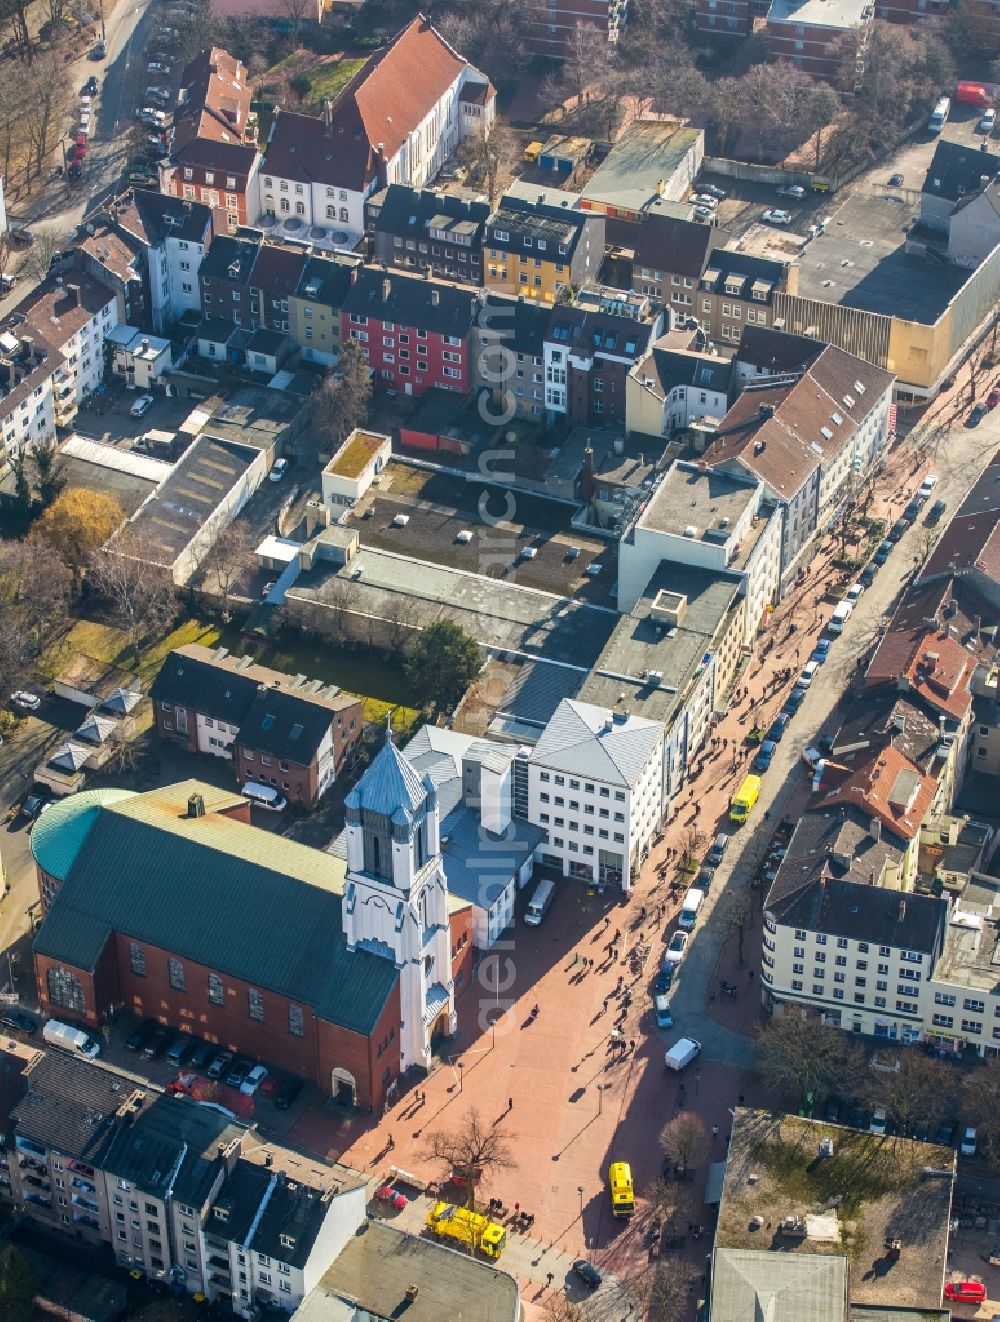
[
  {"xmin": 130, "ymin": 394, "xmax": 154, "ymax": 417},
  {"xmin": 700, "ymin": 184, "xmax": 726, "ymax": 200},
  {"xmin": 961, "ymin": 1126, "xmax": 977, "ymax": 1156},
  {"xmin": 811, "ymin": 638, "xmax": 831, "ymax": 665},
  {"xmin": 10, "ymin": 690, "xmax": 41, "ymax": 712},
  {"xmin": 21, "ymin": 793, "xmax": 47, "ymax": 820},
  {"xmin": 847, "ymin": 1105, "xmax": 867, "ymax": 1130},
  {"xmin": 967, "ymin": 403, "xmax": 987, "ymax": 427},
  {"xmin": 936, "ymin": 1119, "xmax": 956, "ymax": 1146},
  {"xmin": 988, "ymin": 382, "xmax": 1000, "ymax": 409},
  {"xmin": 754, "ymin": 739, "xmax": 777, "ymax": 772},
  {"xmin": 1, "ymin": 1011, "xmax": 36, "ymax": 1035},
  {"xmin": 776, "ymin": 184, "xmax": 805, "ymax": 199},
  {"xmin": 143, "ymin": 1024, "xmax": 170, "ymax": 1058},
  {"xmin": 270, "ymin": 458, "xmax": 288, "ymax": 482},
  {"xmin": 825, "ymin": 1094, "xmax": 842, "ymax": 1122},
  {"xmin": 845, "ymin": 582, "xmax": 864, "ymax": 605},
  {"xmin": 207, "ymin": 1050, "xmax": 234, "ymax": 1079},
  {"xmin": 926, "ymin": 498, "xmax": 946, "ymax": 524},
  {"xmin": 860, "ymin": 564, "xmax": 878, "ymax": 588},
  {"xmin": 187, "ymin": 1040, "xmax": 214, "ymax": 1070},
  {"xmin": 690, "ymin": 193, "xmax": 718, "ymax": 209},
  {"xmin": 241, "ymin": 1064, "xmax": 269, "ymax": 1095},
  {"xmin": 888, "ymin": 517, "xmax": 909, "ymax": 542},
  {"xmin": 654, "ymin": 960, "xmax": 675, "ymax": 994},
  {"xmin": 979, "ymin": 108, "xmax": 996, "ymax": 133},
  {"xmin": 918, "ymin": 472, "xmax": 938, "ymax": 496},
  {"xmin": 81, "ymin": 75, "xmax": 99, "ymax": 95},
  {"xmin": 258, "ymin": 1071, "xmax": 286, "ymax": 1099},
  {"xmin": 125, "ymin": 1018, "xmax": 156, "ymax": 1052},
  {"xmin": 226, "ymin": 1057, "xmax": 253, "ymax": 1089},
  {"xmin": 903, "ymin": 498, "xmax": 922, "ymax": 523},
  {"xmin": 89, "ymin": 39, "xmax": 106, "ymax": 58},
  {"xmin": 784, "ymin": 686, "xmax": 805, "ymax": 713},
  {"xmin": 888, "ymin": 172, "xmax": 904, "ymax": 186},
  {"xmin": 7, "ymin": 225, "xmax": 33, "ymax": 246},
  {"xmin": 762, "ymin": 209, "xmax": 792, "ymax": 225},
  {"xmin": 166, "ymin": 1035, "xmax": 197, "ymax": 1068},
  {"xmin": 664, "ymin": 930, "xmax": 689, "ymax": 966},
  {"xmin": 273, "ymin": 1076, "xmax": 303, "ymax": 1110},
  {"xmin": 767, "ymin": 713, "xmax": 790, "ymax": 743},
  {"xmin": 912, "ymin": 1118, "xmax": 930, "ymax": 1142},
  {"xmin": 147, "ymin": 61, "xmax": 171, "ymax": 73},
  {"xmin": 873, "ymin": 539, "xmax": 893, "ymax": 565},
  {"xmin": 695, "ymin": 866, "xmax": 714, "ymax": 894},
  {"xmin": 869, "ymin": 1108, "xmax": 888, "ymax": 1136},
  {"xmin": 572, "ymin": 1260, "xmax": 602, "ymax": 1291},
  {"xmin": 944, "ymin": 1280, "xmax": 986, "ymax": 1304},
  {"xmin": 693, "ymin": 206, "xmax": 715, "ymax": 222}
]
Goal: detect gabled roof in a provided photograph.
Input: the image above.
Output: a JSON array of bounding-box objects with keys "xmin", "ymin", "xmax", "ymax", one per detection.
[
  {"xmin": 293, "ymin": 255, "xmax": 359, "ymax": 309},
  {"xmin": 736, "ymin": 324, "xmax": 823, "ymax": 375},
  {"xmin": 865, "ymin": 582, "xmax": 978, "ymax": 722},
  {"xmin": 477, "ymin": 293, "xmax": 553, "ymax": 359},
  {"xmin": 710, "ymin": 1248, "xmax": 847, "ymax": 1322},
  {"xmin": 175, "ymin": 47, "xmax": 252, "ymax": 151},
  {"xmin": 922, "ymin": 139, "xmax": 1000, "ymax": 204},
  {"xmin": 545, "ymin": 307, "xmax": 653, "ymax": 362},
  {"xmin": 10, "ymin": 1049, "xmax": 146, "ymax": 1163},
  {"xmin": 239, "ymin": 684, "xmax": 356, "ymax": 764},
  {"xmin": 373, "ymin": 184, "xmax": 489, "ymax": 240},
  {"xmin": 817, "ymin": 744, "xmax": 937, "ymax": 843},
  {"xmin": 919, "ymin": 444, "xmax": 1000, "ymax": 589},
  {"xmin": 341, "ymin": 267, "xmax": 479, "ymax": 338},
  {"xmin": 633, "ymin": 212, "xmax": 718, "ymax": 278},
  {"xmin": 197, "ymin": 234, "xmax": 260, "ymax": 284},
  {"xmin": 245, "ymin": 244, "xmax": 306, "ymax": 298},
  {"xmin": 638, "ymin": 344, "xmax": 732, "ymax": 400},
  {"xmin": 530, "ymin": 698, "xmax": 661, "ymax": 786},
  {"xmin": 118, "ymin": 188, "xmax": 213, "ymax": 247}
]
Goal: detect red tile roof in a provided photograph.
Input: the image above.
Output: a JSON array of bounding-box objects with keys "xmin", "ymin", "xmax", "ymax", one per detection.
[
  {"xmin": 175, "ymin": 47, "xmax": 253, "ymax": 150},
  {"xmin": 819, "ymin": 745, "xmax": 937, "ymax": 843}
]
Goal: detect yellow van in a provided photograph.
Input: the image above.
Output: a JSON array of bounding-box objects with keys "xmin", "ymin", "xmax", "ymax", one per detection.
[
  {"xmin": 729, "ymin": 773, "xmax": 762, "ymax": 824},
  {"xmin": 524, "ymin": 141, "xmax": 543, "ymax": 163},
  {"xmin": 608, "ymin": 1161, "xmax": 634, "ymax": 1217}
]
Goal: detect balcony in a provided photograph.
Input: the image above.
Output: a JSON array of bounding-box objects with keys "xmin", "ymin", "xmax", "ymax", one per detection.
[
  {"xmin": 74, "ymin": 1213, "xmax": 100, "ymax": 1231},
  {"xmin": 23, "ymin": 1174, "xmax": 51, "ymax": 1191},
  {"xmin": 68, "ymin": 1160, "xmax": 95, "ymax": 1177},
  {"xmin": 15, "ymin": 1138, "xmax": 46, "ymax": 1158},
  {"xmin": 207, "ymin": 1255, "xmax": 231, "ymax": 1274},
  {"xmin": 72, "ymin": 1177, "xmax": 96, "ymax": 1194},
  {"xmin": 72, "ymin": 1194, "xmax": 99, "ymax": 1214}
]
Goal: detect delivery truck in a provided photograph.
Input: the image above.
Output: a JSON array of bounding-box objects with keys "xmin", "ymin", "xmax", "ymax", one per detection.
[
  {"xmin": 425, "ymin": 1202, "xmax": 507, "ymax": 1258},
  {"xmin": 664, "ymin": 1037, "xmax": 702, "ymax": 1071},
  {"xmin": 957, "ymin": 81, "xmax": 993, "ymax": 108},
  {"xmin": 43, "ymin": 1018, "xmax": 101, "ymax": 1059},
  {"xmin": 730, "ymin": 773, "xmax": 762, "ymax": 824}
]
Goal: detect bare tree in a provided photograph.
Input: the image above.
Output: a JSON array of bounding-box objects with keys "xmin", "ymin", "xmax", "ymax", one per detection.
[
  {"xmin": 680, "ymin": 826, "xmax": 704, "ymax": 871},
  {"xmin": 962, "ymin": 1059, "xmax": 1000, "ymax": 1159},
  {"xmin": 382, "ymin": 594, "xmax": 417, "ymax": 652},
  {"xmin": 659, "ymin": 1112, "xmax": 707, "ymax": 1178},
  {"xmin": 563, "ymin": 21, "xmax": 610, "ymax": 109},
  {"xmin": 21, "ymin": 228, "xmax": 61, "ymax": 281},
  {"xmin": 458, "ymin": 120, "xmax": 517, "ymax": 209},
  {"xmin": 279, "ymin": 0, "xmax": 311, "ymax": 32},
  {"xmin": 756, "ymin": 1013, "xmax": 865, "ymax": 1108},
  {"xmin": 89, "ymin": 527, "xmax": 177, "ymax": 663},
  {"xmin": 861, "ymin": 1051, "xmax": 957, "ymax": 1137},
  {"xmin": 646, "ymin": 1175, "xmax": 697, "ymax": 1238},
  {"xmin": 541, "ymin": 1296, "xmax": 583, "ymax": 1322},
  {"xmin": 312, "ymin": 341, "xmax": 372, "ymax": 451},
  {"xmin": 200, "ymin": 520, "xmax": 255, "ymax": 616},
  {"xmin": 0, "ymin": 536, "xmax": 71, "ymax": 691},
  {"xmin": 421, "ymin": 1107, "xmax": 517, "ymax": 1210},
  {"xmin": 635, "ymin": 1259, "xmax": 693, "ymax": 1322},
  {"xmin": 719, "ymin": 886, "xmax": 755, "ymax": 965},
  {"xmin": 0, "ymin": 0, "xmax": 34, "ymax": 64},
  {"xmin": 22, "ymin": 51, "xmax": 69, "ymax": 180}
]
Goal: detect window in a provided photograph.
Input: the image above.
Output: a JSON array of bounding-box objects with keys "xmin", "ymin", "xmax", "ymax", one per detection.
[
  {"xmin": 962, "ymin": 1019, "xmax": 983, "ymax": 1035},
  {"xmin": 964, "ymin": 998, "xmax": 985, "ymax": 1014},
  {"xmin": 129, "ymin": 943, "xmax": 146, "ymax": 977},
  {"xmin": 932, "ymin": 1013, "xmax": 953, "ymax": 1028},
  {"xmin": 289, "ymin": 1004, "xmax": 304, "ymax": 1037},
  {"xmin": 249, "ymin": 988, "xmax": 265, "ymax": 1022},
  {"xmin": 168, "ymin": 958, "xmax": 185, "ymax": 992},
  {"xmin": 208, "ymin": 973, "xmax": 224, "ymax": 1006},
  {"xmin": 47, "ymin": 966, "xmax": 85, "ymax": 1014}
]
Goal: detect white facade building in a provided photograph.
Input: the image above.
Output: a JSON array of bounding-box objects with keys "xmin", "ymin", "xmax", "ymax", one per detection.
[
  {"xmin": 515, "ymin": 699, "xmax": 664, "ymax": 893},
  {"xmin": 150, "ymin": 223, "xmax": 209, "ymax": 332},
  {"xmin": 0, "ymin": 327, "xmax": 60, "ymax": 474},
  {"xmin": 22, "ymin": 277, "xmax": 120, "ymax": 408},
  {"xmin": 343, "ymin": 728, "xmax": 457, "ymax": 1072},
  {"xmin": 107, "ymin": 326, "xmax": 173, "ymax": 390}
]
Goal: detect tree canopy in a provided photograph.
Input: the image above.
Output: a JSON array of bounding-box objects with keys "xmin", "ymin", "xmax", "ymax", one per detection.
[{"xmin": 405, "ymin": 620, "xmax": 482, "ymax": 716}]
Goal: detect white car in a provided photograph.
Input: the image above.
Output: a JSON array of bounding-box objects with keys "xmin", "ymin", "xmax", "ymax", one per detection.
[
  {"xmin": 10, "ymin": 691, "xmax": 41, "ymax": 712},
  {"xmin": 776, "ymin": 184, "xmax": 805, "ymax": 199},
  {"xmin": 961, "ymin": 1126, "xmax": 977, "ymax": 1156},
  {"xmin": 762, "ymin": 209, "xmax": 792, "ymax": 226},
  {"xmin": 147, "ymin": 61, "xmax": 171, "ymax": 73},
  {"xmin": 240, "ymin": 1064, "xmax": 268, "ymax": 1095},
  {"xmin": 980, "ymin": 109, "xmax": 996, "ymax": 133},
  {"xmin": 796, "ymin": 661, "xmax": 820, "ymax": 689},
  {"xmin": 845, "ymin": 582, "xmax": 864, "ymax": 605},
  {"xmin": 664, "ymin": 930, "xmax": 689, "ymax": 965},
  {"xmin": 870, "ymin": 1108, "xmax": 888, "ymax": 1136},
  {"xmin": 918, "ymin": 473, "xmax": 938, "ymax": 497},
  {"xmin": 270, "ymin": 457, "xmax": 288, "ymax": 482},
  {"xmin": 130, "ymin": 394, "xmax": 154, "ymax": 417},
  {"xmin": 690, "ymin": 193, "xmax": 718, "ymax": 209}
]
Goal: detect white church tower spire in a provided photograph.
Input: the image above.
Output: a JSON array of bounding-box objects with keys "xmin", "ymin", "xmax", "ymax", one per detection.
[{"xmin": 342, "ymin": 721, "xmax": 455, "ymax": 1074}]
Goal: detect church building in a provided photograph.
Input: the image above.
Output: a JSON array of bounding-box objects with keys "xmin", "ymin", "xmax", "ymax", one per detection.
[{"xmin": 30, "ymin": 733, "xmax": 472, "ymax": 1110}]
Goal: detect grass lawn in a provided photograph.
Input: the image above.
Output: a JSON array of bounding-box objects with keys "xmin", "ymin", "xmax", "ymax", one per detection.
[
  {"xmin": 40, "ymin": 616, "xmax": 420, "ymax": 733},
  {"xmin": 263, "ymin": 51, "xmax": 365, "ymax": 112}
]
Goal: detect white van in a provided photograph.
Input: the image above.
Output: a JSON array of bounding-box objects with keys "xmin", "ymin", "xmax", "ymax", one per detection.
[
  {"xmin": 43, "ymin": 1018, "xmax": 101, "ymax": 1059},
  {"xmin": 524, "ymin": 877, "xmax": 555, "ymax": 926},
  {"xmin": 828, "ymin": 601, "xmax": 853, "ymax": 635},
  {"xmin": 664, "ymin": 1037, "xmax": 702, "ymax": 1071},
  {"xmin": 241, "ymin": 781, "xmax": 287, "ymax": 812},
  {"xmin": 678, "ymin": 887, "xmax": 705, "ymax": 930}
]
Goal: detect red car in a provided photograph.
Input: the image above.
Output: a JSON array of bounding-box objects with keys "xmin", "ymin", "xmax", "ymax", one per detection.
[
  {"xmin": 987, "ymin": 383, "xmax": 1000, "ymax": 409},
  {"xmin": 944, "ymin": 1280, "xmax": 986, "ymax": 1303}
]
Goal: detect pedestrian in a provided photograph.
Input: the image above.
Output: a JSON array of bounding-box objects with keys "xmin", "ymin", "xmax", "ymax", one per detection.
[
  {"xmin": 387, "ymin": 1134, "xmax": 395, "ymax": 1150},
  {"xmin": 630, "ymin": 1039, "xmax": 636, "ymax": 1052},
  {"xmin": 546, "ymin": 1272, "xmax": 554, "ymax": 1288},
  {"xmin": 514, "ymin": 1202, "xmax": 520, "ymax": 1215},
  {"xmin": 508, "ymin": 1097, "xmax": 513, "ymax": 1112},
  {"xmin": 748, "ymin": 969, "xmax": 754, "ymax": 981},
  {"xmin": 712, "ymin": 1124, "xmax": 719, "ymax": 1138}
]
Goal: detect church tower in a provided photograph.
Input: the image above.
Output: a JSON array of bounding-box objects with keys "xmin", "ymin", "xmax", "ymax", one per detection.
[{"xmin": 342, "ymin": 720, "xmax": 456, "ymax": 1074}]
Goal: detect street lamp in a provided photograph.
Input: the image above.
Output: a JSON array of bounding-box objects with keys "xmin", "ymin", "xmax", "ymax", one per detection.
[
  {"xmin": 577, "ymin": 1186, "xmax": 584, "ymax": 1216},
  {"xmin": 457, "ymin": 1061, "xmax": 465, "ymax": 1094},
  {"xmin": 598, "ymin": 1082, "xmax": 609, "ymax": 1115}
]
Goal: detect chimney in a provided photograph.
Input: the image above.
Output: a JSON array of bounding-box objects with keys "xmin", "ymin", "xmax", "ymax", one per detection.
[
  {"xmin": 431, "ymin": 288, "xmax": 440, "ymax": 306},
  {"xmin": 19, "ymin": 335, "xmax": 33, "ymax": 360},
  {"xmin": 899, "ymin": 898, "xmax": 906, "ymax": 921},
  {"xmin": 870, "ymin": 817, "xmax": 881, "ymax": 842},
  {"xmin": 349, "ymin": 266, "xmax": 358, "ymax": 285},
  {"xmin": 382, "ymin": 277, "xmax": 391, "ymax": 301},
  {"xmin": 187, "ymin": 792, "xmax": 206, "ymax": 819}
]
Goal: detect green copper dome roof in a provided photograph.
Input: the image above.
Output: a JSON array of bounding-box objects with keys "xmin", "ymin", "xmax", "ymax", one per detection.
[{"xmin": 30, "ymin": 788, "xmax": 136, "ymax": 882}]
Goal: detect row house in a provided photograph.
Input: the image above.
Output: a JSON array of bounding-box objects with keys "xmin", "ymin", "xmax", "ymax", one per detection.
[
  {"xmin": 288, "ymin": 255, "xmax": 361, "ymax": 367},
  {"xmin": 0, "ymin": 326, "xmax": 62, "ymax": 476},
  {"xmin": 0, "ymin": 1048, "xmax": 367, "ymax": 1313},
  {"xmin": 483, "ymin": 197, "xmax": 605, "ymax": 305},
  {"xmin": 78, "ymin": 227, "xmax": 146, "ymax": 330},
  {"xmin": 473, "ymin": 293, "xmax": 553, "ymax": 420},
  {"xmin": 104, "ymin": 189, "xmax": 213, "ymax": 334},
  {"xmin": 150, "ymin": 644, "xmax": 363, "ymax": 807},
  {"xmin": 543, "ymin": 305, "xmax": 661, "ymax": 428},
  {"xmin": 259, "ymin": 18, "xmax": 495, "ymax": 249},
  {"xmin": 366, "ymin": 183, "xmax": 490, "ymax": 284},
  {"xmin": 511, "ymin": 698, "xmax": 664, "ymax": 893},
  {"xmin": 198, "ymin": 234, "xmax": 261, "ymax": 328},
  {"xmin": 160, "ymin": 48, "xmax": 261, "ymax": 235},
  {"xmin": 626, "ymin": 342, "xmax": 733, "ymax": 439},
  {"xmin": 340, "ymin": 267, "xmax": 479, "ymax": 397},
  {"xmin": 703, "ymin": 344, "xmax": 894, "ymax": 591}
]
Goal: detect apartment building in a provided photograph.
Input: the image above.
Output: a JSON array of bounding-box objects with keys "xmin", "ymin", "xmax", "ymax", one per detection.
[
  {"xmin": 543, "ymin": 306, "xmax": 660, "ymax": 428},
  {"xmin": 764, "ymin": 0, "xmax": 872, "ymax": 81},
  {"xmin": 918, "ymin": 445, "xmax": 1000, "ymax": 609},
  {"xmin": 340, "ymin": 268, "xmax": 479, "ymax": 397},
  {"xmin": 0, "ymin": 325, "xmax": 61, "ymax": 475},
  {"xmin": 161, "ymin": 48, "xmax": 261, "ymax": 234},
  {"xmin": 150, "ymin": 644, "xmax": 363, "ymax": 806},
  {"xmin": 259, "ymin": 18, "xmax": 495, "ymax": 248},
  {"xmin": 704, "ymin": 346, "xmax": 894, "ymax": 589},
  {"xmin": 0, "ymin": 1049, "xmax": 368, "ymax": 1312},
  {"xmin": 288, "ymin": 255, "xmax": 360, "ymax": 367},
  {"xmin": 114, "ymin": 190, "xmax": 213, "ymax": 333},
  {"xmin": 483, "ymin": 198, "xmax": 604, "ymax": 305},
  {"xmin": 198, "ymin": 234, "xmax": 261, "ymax": 327},
  {"xmin": 627, "ymin": 342, "xmax": 732, "ymax": 438},
  {"xmin": 618, "ymin": 459, "xmax": 782, "ymax": 648},
  {"xmin": 919, "ymin": 141, "xmax": 1000, "ymax": 234},
  {"xmin": 526, "ymin": 0, "xmax": 627, "ymax": 59},
  {"xmin": 21, "ymin": 275, "xmax": 120, "ymax": 417},
  {"xmin": 247, "ymin": 243, "xmax": 307, "ymax": 335},
  {"xmin": 473, "ymin": 293, "xmax": 552, "ymax": 419},
  {"xmin": 512, "ymin": 698, "xmax": 664, "ymax": 892},
  {"xmin": 695, "ymin": 0, "xmax": 766, "ymax": 38},
  {"xmin": 366, "ymin": 184, "xmax": 489, "ymax": 285},
  {"xmin": 732, "ymin": 324, "xmax": 823, "ymax": 389}
]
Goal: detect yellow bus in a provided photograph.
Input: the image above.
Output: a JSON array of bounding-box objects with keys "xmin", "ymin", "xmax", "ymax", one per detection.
[
  {"xmin": 730, "ymin": 773, "xmax": 762, "ymax": 824},
  {"xmin": 425, "ymin": 1201, "xmax": 507, "ymax": 1258},
  {"xmin": 608, "ymin": 1161, "xmax": 635, "ymax": 1217}
]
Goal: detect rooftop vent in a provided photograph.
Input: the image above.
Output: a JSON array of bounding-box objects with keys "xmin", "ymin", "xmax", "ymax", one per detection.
[{"xmin": 187, "ymin": 793, "xmax": 205, "ymax": 819}]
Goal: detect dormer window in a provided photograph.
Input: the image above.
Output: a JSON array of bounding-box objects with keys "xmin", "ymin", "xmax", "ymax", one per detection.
[
  {"xmin": 214, "ymin": 1207, "xmax": 229, "ymax": 1222},
  {"xmin": 279, "ymin": 1234, "xmax": 295, "ymax": 1249},
  {"xmin": 494, "ymin": 229, "xmax": 509, "ymax": 242}
]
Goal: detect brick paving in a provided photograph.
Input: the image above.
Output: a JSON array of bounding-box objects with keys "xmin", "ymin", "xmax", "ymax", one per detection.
[{"xmin": 282, "ymin": 398, "xmax": 1000, "ymax": 1312}]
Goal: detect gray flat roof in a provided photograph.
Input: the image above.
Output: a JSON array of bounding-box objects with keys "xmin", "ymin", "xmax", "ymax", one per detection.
[
  {"xmin": 289, "ymin": 549, "xmax": 617, "ymax": 669},
  {"xmin": 579, "ymin": 562, "xmax": 741, "ymax": 724},
  {"xmin": 129, "ymin": 434, "xmax": 258, "ymax": 566},
  {"xmin": 933, "ymin": 876, "xmax": 1000, "ymax": 993},
  {"xmin": 582, "ymin": 123, "xmax": 702, "ymax": 212},
  {"xmin": 768, "ymin": 0, "xmax": 868, "ymax": 25},
  {"xmin": 638, "ymin": 461, "xmax": 758, "ymax": 540},
  {"xmin": 794, "ymin": 194, "xmax": 967, "ymax": 325}
]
